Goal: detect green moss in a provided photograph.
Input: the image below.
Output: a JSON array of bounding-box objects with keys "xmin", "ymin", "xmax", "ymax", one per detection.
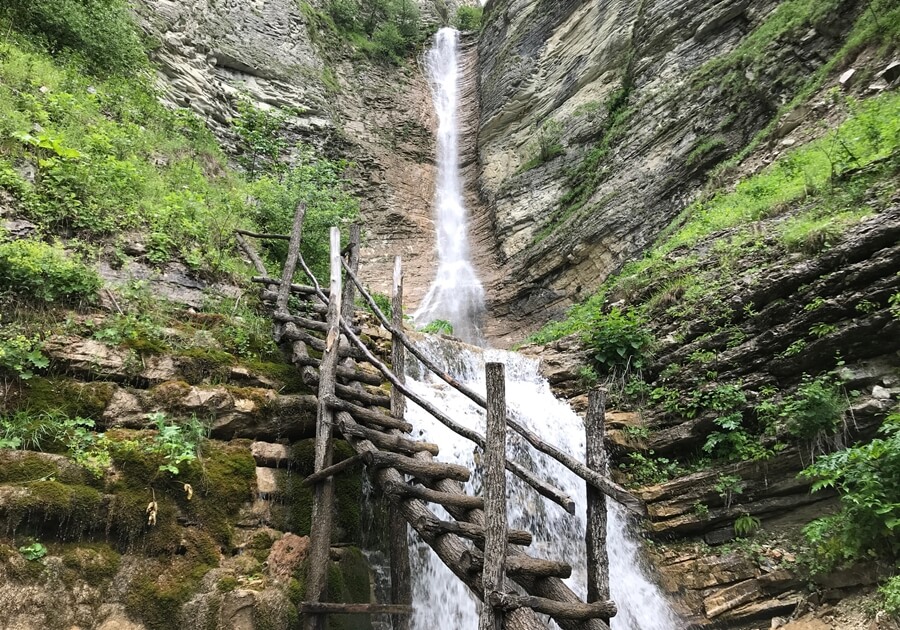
[
  {"xmin": 15, "ymin": 377, "xmax": 115, "ymax": 419},
  {"xmin": 0, "ymin": 452, "xmax": 61, "ymax": 483},
  {"xmin": 177, "ymin": 348, "xmax": 237, "ymax": 384},
  {"xmin": 325, "ymin": 548, "xmax": 373, "ymax": 630},
  {"xmin": 242, "ymin": 359, "xmax": 310, "ymax": 394},
  {"xmin": 7, "ymin": 481, "xmax": 104, "ymax": 538},
  {"xmin": 124, "ymin": 553, "xmax": 216, "ymax": 630},
  {"xmin": 60, "ymin": 542, "xmax": 121, "ymax": 585},
  {"xmin": 217, "ymin": 575, "xmax": 238, "ymax": 592},
  {"xmin": 276, "ymin": 440, "xmax": 362, "ymax": 543}
]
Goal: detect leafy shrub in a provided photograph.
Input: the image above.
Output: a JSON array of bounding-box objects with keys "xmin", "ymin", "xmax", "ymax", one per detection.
[
  {"xmin": 0, "ymin": 0, "xmax": 147, "ymax": 75},
  {"xmin": 0, "ymin": 332, "xmax": 49, "ymax": 381},
  {"xmin": 734, "ymin": 513, "xmax": 761, "ymax": 536},
  {"xmin": 881, "ymin": 576, "xmax": 900, "ymax": 617},
  {"xmin": 18, "ymin": 542, "xmax": 48, "ymax": 561},
  {"xmin": 582, "ymin": 306, "xmax": 653, "ymax": 374},
  {"xmin": 800, "ymin": 412, "xmax": 900, "ymax": 568},
  {"xmin": 522, "ymin": 119, "xmax": 564, "ymax": 171},
  {"xmin": 328, "ymin": 0, "xmax": 360, "ymax": 31},
  {"xmin": 781, "ymin": 374, "xmax": 846, "ymax": 440},
  {"xmin": 420, "ymin": 319, "xmax": 453, "ymax": 335},
  {"xmin": 145, "ymin": 412, "xmax": 205, "ymax": 476},
  {"xmin": 248, "ymin": 146, "xmax": 359, "ymax": 282},
  {"xmin": 454, "ymin": 6, "xmax": 483, "ymax": 31},
  {"xmin": 0, "ymin": 238, "xmax": 100, "ymax": 303},
  {"xmin": 372, "ymin": 23, "xmax": 407, "ymax": 61},
  {"xmin": 619, "ymin": 451, "xmax": 683, "ymax": 486}
]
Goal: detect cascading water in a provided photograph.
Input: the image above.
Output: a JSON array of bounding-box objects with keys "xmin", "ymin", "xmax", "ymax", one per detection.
[
  {"xmin": 404, "ymin": 28, "xmax": 681, "ymax": 630},
  {"xmin": 413, "ymin": 28, "xmax": 486, "ymax": 344},
  {"xmin": 404, "ymin": 341, "xmax": 681, "ymax": 630}
]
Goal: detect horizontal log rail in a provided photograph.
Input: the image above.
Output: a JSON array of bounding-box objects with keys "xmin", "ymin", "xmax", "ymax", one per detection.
[
  {"xmin": 460, "ymin": 549, "xmax": 572, "ymax": 579},
  {"xmin": 338, "ymin": 420, "xmax": 439, "ymax": 456},
  {"xmin": 235, "ymin": 228, "xmax": 292, "ymax": 241},
  {"xmin": 298, "ymin": 603, "xmax": 412, "ymax": 615},
  {"xmin": 362, "ymin": 450, "xmax": 471, "ymax": 483},
  {"xmin": 488, "ymin": 593, "xmax": 617, "ymax": 620},
  {"xmin": 414, "ymin": 515, "xmax": 532, "ymax": 546}
]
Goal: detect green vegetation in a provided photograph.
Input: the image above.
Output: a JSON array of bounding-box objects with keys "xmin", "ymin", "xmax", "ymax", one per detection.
[
  {"xmin": 0, "ymin": 237, "xmax": 100, "ymax": 303},
  {"xmin": 0, "ymin": 329, "xmax": 48, "ymax": 381},
  {"xmin": 686, "ymin": 136, "xmax": 727, "ymax": 168},
  {"xmin": 733, "ymin": 513, "xmax": 762, "ymax": 537},
  {"xmin": 0, "ymin": 0, "xmax": 148, "ymax": 76},
  {"xmin": 454, "ymin": 6, "xmax": 483, "ymax": 31},
  {"xmin": 582, "ymin": 306, "xmax": 653, "ymax": 374},
  {"xmin": 521, "ymin": 119, "xmax": 564, "ymax": 172},
  {"xmin": 18, "ymin": 541, "xmax": 47, "ymax": 561},
  {"xmin": 881, "ymin": 576, "xmax": 900, "ymax": 617},
  {"xmin": 800, "ymin": 410, "xmax": 900, "ymax": 570},
  {"xmin": 317, "ymin": 0, "xmax": 423, "ymax": 62},
  {"xmin": 420, "ymin": 319, "xmax": 454, "ymax": 335}
]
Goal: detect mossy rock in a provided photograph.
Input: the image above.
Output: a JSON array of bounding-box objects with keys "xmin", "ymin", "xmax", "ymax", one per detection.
[
  {"xmin": 59, "ymin": 541, "xmax": 121, "ymax": 586},
  {"xmin": 125, "ymin": 553, "xmax": 217, "ymax": 630},
  {"xmin": 177, "ymin": 348, "xmax": 237, "ymax": 384},
  {"xmin": 0, "ymin": 451, "xmax": 86, "ymax": 485},
  {"xmin": 274, "ymin": 440, "xmax": 363, "ymax": 544},
  {"xmin": 4, "ymin": 480, "xmax": 105, "ymax": 539},
  {"xmin": 11, "ymin": 377, "xmax": 115, "ymax": 419},
  {"xmin": 242, "ymin": 359, "xmax": 310, "ymax": 394}
]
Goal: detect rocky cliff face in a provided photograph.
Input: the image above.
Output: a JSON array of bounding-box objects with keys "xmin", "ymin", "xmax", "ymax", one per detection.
[
  {"xmin": 133, "ymin": 0, "xmax": 475, "ymax": 310},
  {"xmin": 472, "ymin": 0, "xmax": 871, "ymax": 345}
]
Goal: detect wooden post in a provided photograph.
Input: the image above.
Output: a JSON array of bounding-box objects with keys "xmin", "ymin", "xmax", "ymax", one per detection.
[
  {"xmin": 481, "ymin": 362, "xmax": 507, "ymax": 630},
  {"xmin": 340, "ymin": 225, "xmax": 360, "ymax": 321},
  {"xmin": 389, "ymin": 255, "xmax": 412, "ymax": 630},
  {"xmin": 304, "ymin": 227, "xmax": 342, "ymax": 630},
  {"xmin": 585, "ymin": 387, "xmax": 611, "ymax": 622},
  {"xmin": 391, "ymin": 256, "xmax": 406, "ymax": 419},
  {"xmin": 275, "ymin": 203, "xmax": 307, "ymax": 314}
]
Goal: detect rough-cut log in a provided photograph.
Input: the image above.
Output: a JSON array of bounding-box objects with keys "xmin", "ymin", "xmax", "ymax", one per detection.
[
  {"xmin": 280, "ymin": 326, "xmax": 366, "ymax": 360},
  {"xmin": 302, "ymin": 454, "xmax": 364, "ymax": 487},
  {"xmin": 342, "ymin": 259, "xmax": 638, "ymax": 514},
  {"xmin": 338, "ymin": 420, "xmax": 439, "ymax": 456},
  {"xmin": 273, "ymin": 309, "xmax": 364, "ymax": 335},
  {"xmin": 383, "ymin": 480, "xmax": 485, "ymax": 510},
  {"xmin": 276, "ymin": 203, "xmax": 307, "ymax": 314},
  {"xmin": 262, "ymin": 290, "xmax": 329, "ymax": 314},
  {"xmin": 414, "ymin": 515, "xmax": 532, "ymax": 546},
  {"xmin": 252, "ymin": 276, "xmax": 329, "ymax": 297},
  {"xmin": 235, "ymin": 228, "xmax": 291, "ymax": 241},
  {"xmin": 324, "ymin": 395, "xmax": 412, "ymax": 432},
  {"xmin": 234, "ymin": 232, "xmax": 268, "ymax": 276},
  {"xmin": 585, "ymin": 387, "xmax": 611, "ymax": 620},
  {"xmin": 292, "ymin": 355, "xmax": 383, "ymax": 386},
  {"xmin": 482, "ymin": 362, "xmax": 508, "ymax": 630},
  {"xmin": 302, "ymin": 370, "xmax": 392, "ymax": 409},
  {"xmin": 388, "ymin": 254, "xmax": 412, "ymax": 630},
  {"xmin": 298, "ymin": 603, "xmax": 412, "ymax": 615},
  {"xmin": 391, "ymin": 256, "xmax": 406, "ymax": 420},
  {"xmin": 362, "ymin": 451, "xmax": 471, "ymax": 482},
  {"xmin": 341, "ymin": 225, "xmax": 360, "ymax": 322},
  {"xmin": 308, "ymin": 298, "xmax": 576, "ymax": 511},
  {"xmin": 488, "ymin": 593, "xmax": 618, "ymax": 620},
  {"xmin": 304, "ymin": 226, "xmax": 341, "ymax": 630},
  {"xmin": 460, "ymin": 549, "xmax": 572, "ymax": 580}
]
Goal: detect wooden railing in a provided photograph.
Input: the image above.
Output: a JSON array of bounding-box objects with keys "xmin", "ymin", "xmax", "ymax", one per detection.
[{"xmin": 236, "ymin": 205, "xmax": 641, "ymax": 629}]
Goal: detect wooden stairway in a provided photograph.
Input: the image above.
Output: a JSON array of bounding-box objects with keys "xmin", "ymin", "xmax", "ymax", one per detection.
[{"xmin": 237, "ymin": 210, "xmax": 644, "ymax": 630}]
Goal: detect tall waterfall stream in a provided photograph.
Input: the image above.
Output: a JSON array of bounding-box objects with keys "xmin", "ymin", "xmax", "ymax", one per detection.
[{"xmin": 405, "ymin": 29, "xmax": 681, "ymax": 629}]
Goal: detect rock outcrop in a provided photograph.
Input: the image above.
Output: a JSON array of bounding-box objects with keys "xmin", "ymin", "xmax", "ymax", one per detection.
[{"xmin": 473, "ymin": 0, "xmax": 873, "ymax": 345}]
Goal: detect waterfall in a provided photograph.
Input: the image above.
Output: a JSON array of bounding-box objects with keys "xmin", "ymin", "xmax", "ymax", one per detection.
[
  {"xmin": 413, "ymin": 28, "xmax": 486, "ymax": 344},
  {"xmin": 405, "ymin": 28, "xmax": 680, "ymax": 630},
  {"xmin": 404, "ymin": 340, "xmax": 681, "ymax": 630}
]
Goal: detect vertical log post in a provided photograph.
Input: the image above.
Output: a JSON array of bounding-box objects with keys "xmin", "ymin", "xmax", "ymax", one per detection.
[
  {"xmin": 275, "ymin": 203, "xmax": 308, "ymax": 315},
  {"xmin": 389, "ymin": 255, "xmax": 412, "ymax": 630},
  {"xmin": 340, "ymin": 225, "xmax": 360, "ymax": 321},
  {"xmin": 585, "ymin": 387, "xmax": 611, "ymax": 623},
  {"xmin": 481, "ymin": 362, "xmax": 508, "ymax": 630},
  {"xmin": 304, "ymin": 227, "xmax": 342, "ymax": 630}
]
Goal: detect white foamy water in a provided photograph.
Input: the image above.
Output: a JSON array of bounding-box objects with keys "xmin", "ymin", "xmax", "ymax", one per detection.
[
  {"xmin": 404, "ymin": 339, "xmax": 681, "ymax": 629},
  {"xmin": 413, "ymin": 28, "xmax": 485, "ymax": 344}
]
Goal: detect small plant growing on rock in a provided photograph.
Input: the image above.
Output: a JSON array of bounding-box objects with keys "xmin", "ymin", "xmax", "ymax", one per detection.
[
  {"xmin": 714, "ymin": 473, "xmax": 743, "ymax": 509},
  {"xmin": 734, "ymin": 513, "xmax": 761, "ymax": 537},
  {"xmin": 582, "ymin": 306, "xmax": 653, "ymax": 375},
  {"xmin": 420, "ymin": 319, "xmax": 453, "ymax": 336},
  {"xmin": 18, "ymin": 542, "xmax": 48, "ymax": 561}
]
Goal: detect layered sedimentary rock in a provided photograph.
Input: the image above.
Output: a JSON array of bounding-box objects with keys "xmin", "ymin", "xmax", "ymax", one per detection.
[{"xmin": 474, "ymin": 0, "xmax": 869, "ymax": 345}]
